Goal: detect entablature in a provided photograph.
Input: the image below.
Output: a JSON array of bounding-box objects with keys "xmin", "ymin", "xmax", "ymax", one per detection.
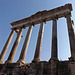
[{"xmin": 11, "ymin": 4, "xmax": 72, "ymax": 29}]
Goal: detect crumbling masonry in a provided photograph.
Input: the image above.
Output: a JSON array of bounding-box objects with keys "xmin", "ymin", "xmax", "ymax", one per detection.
[{"xmin": 0, "ymin": 3, "xmax": 75, "ymax": 75}]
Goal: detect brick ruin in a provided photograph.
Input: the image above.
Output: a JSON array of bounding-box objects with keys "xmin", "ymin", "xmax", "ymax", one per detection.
[{"xmin": 0, "ymin": 3, "xmax": 75, "ymax": 75}]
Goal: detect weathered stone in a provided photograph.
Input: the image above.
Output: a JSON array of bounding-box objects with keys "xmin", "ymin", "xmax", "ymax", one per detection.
[
  {"xmin": 32, "ymin": 21, "xmax": 44, "ymax": 62},
  {"xmin": 50, "ymin": 18, "xmax": 58, "ymax": 60},
  {"xmin": 17, "ymin": 25, "xmax": 33, "ymax": 64},
  {"xmin": 0, "ymin": 61, "xmax": 74, "ymax": 75},
  {"xmin": 11, "ymin": 4, "xmax": 72, "ymax": 29},
  {"xmin": 66, "ymin": 14, "xmax": 75, "ymax": 60},
  {"xmin": 0, "ymin": 3, "xmax": 75, "ymax": 75},
  {"xmin": 0, "ymin": 30, "xmax": 15, "ymax": 64},
  {"xmin": 5, "ymin": 28, "xmax": 24, "ymax": 63}
]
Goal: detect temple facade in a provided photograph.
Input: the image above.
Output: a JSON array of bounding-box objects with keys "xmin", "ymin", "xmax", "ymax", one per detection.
[{"xmin": 0, "ymin": 3, "xmax": 75, "ymax": 75}]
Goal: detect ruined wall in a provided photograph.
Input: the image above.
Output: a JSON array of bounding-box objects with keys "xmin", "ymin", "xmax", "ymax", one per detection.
[
  {"xmin": 0, "ymin": 60, "xmax": 75, "ymax": 75},
  {"xmin": 0, "ymin": 3, "xmax": 75, "ymax": 75}
]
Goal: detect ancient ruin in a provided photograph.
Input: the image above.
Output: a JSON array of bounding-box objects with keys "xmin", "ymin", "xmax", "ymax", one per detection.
[{"xmin": 0, "ymin": 3, "xmax": 75, "ymax": 75}]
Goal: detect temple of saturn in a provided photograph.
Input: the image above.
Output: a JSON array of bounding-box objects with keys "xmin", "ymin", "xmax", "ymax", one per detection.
[{"xmin": 0, "ymin": 3, "xmax": 75, "ymax": 75}]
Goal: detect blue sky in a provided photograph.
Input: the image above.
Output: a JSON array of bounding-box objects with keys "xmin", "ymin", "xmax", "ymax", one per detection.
[{"xmin": 0, "ymin": 0, "xmax": 75, "ymax": 63}]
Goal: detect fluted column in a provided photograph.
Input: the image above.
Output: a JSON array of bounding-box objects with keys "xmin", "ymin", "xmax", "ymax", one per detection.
[
  {"xmin": 5, "ymin": 27, "xmax": 24, "ymax": 63},
  {"xmin": 51, "ymin": 17, "xmax": 58, "ymax": 60},
  {"xmin": 66, "ymin": 14, "xmax": 75, "ymax": 60},
  {"xmin": 0, "ymin": 30, "xmax": 15, "ymax": 64},
  {"xmin": 32, "ymin": 21, "xmax": 44, "ymax": 62},
  {"xmin": 17, "ymin": 25, "xmax": 33, "ymax": 64}
]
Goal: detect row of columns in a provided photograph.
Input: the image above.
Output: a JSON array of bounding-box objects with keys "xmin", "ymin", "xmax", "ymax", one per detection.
[
  {"xmin": 17, "ymin": 25, "xmax": 33, "ymax": 64},
  {"xmin": 6, "ymin": 27, "xmax": 24, "ymax": 63},
  {"xmin": 0, "ymin": 13, "xmax": 75, "ymax": 64}
]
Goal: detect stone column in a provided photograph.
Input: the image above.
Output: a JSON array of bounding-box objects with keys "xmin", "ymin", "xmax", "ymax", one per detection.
[
  {"xmin": 5, "ymin": 27, "xmax": 24, "ymax": 63},
  {"xmin": 0, "ymin": 30, "xmax": 15, "ymax": 64},
  {"xmin": 32, "ymin": 21, "xmax": 44, "ymax": 62},
  {"xmin": 17, "ymin": 25, "xmax": 33, "ymax": 64},
  {"xmin": 51, "ymin": 17, "xmax": 58, "ymax": 60},
  {"xmin": 66, "ymin": 14, "xmax": 75, "ymax": 60}
]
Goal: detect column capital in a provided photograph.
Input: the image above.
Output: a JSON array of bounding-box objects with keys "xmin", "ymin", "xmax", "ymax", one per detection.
[
  {"xmin": 52, "ymin": 17, "xmax": 58, "ymax": 20},
  {"xmin": 65, "ymin": 12, "xmax": 72, "ymax": 18},
  {"xmin": 22, "ymin": 25, "xmax": 26, "ymax": 29},
  {"xmin": 41, "ymin": 19, "xmax": 46, "ymax": 23}
]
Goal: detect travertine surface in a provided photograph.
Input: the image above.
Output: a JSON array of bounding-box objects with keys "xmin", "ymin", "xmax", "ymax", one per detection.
[
  {"xmin": 10, "ymin": 4, "xmax": 72, "ymax": 29},
  {"xmin": 0, "ymin": 3, "xmax": 75, "ymax": 75},
  {"xmin": 0, "ymin": 60, "xmax": 75, "ymax": 75}
]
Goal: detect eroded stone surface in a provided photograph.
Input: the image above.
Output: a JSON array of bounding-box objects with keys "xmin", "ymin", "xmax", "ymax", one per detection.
[{"xmin": 0, "ymin": 61, "xmax": 75, "ymax": 75}]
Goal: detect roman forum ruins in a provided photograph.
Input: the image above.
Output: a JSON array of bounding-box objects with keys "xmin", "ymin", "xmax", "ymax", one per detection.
[{"xmin": 0, "ymin": 3, "xmax": 75, "ymax": 75}]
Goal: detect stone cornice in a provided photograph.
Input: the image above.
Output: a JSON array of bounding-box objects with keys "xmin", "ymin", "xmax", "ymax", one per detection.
[{"xmin": 11, "ymin": 3, "xmax": 72, "ymax": 29}]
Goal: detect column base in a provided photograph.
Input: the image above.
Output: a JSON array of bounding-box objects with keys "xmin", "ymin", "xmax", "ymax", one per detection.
[
  {"xmin": 69, "ymin": 57, "xmax": 75, "ymax": 61},
  {"xmin": 49, "ymin": 58, "xmax": 58, "ymax": 62},
  {"xmin": 0, "ymin": 61, "xmax": 3, "ymax": 64},
  {"xmin": 5, "ymin": 60, "xmax": 12, "ymax": 64},
  {"xmin": 17, "ymin": 60, "xmax": 25, "ymax": 64},
  {"xmin": 32, "ymin": 58, "xmax": 40, "ymax": 63}
]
